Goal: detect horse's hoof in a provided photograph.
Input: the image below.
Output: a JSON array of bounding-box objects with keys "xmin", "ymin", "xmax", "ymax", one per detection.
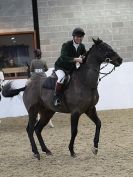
[
  {"xmin": 91, "ymin": 147, "xmax": 98, "ymax": 155},
  {"xmin": 33, "ymin": 153, "xmax": 40, "ymax": 160},
  {"xmin": 70, "ymin": 152, "xmax": 77, "ymax": 158},
  {"xmin": 42, "ymin": 149, "xmax": 52, "ymax": 156},
  {"xmin": 71, "ymin": 153, "xmax": 76, "ymax": 158},
  {"xmin": 46, "ymin": 150, "xmax": 52, "ymax": 156}
]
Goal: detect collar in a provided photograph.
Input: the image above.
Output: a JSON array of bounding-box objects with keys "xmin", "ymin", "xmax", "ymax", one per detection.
[{"xmin": 73, "ymin": 40, "xmax": 79, "ymax": 51}]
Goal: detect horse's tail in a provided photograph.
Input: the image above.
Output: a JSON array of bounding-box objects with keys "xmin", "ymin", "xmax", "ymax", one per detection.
[{"xmin": 2, "ymin": 81, "xmax": 26, "ymax": 98}]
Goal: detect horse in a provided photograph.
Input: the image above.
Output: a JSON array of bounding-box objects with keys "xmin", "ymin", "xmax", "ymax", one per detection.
[{"xmin": 2, "ymin": 38, "xmax": 123, "ymax": 160}]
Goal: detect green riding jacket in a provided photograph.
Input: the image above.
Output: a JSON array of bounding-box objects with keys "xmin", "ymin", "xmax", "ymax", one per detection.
[{"xmin": 55, "ymin": 40, "xmax": 86, "ymax": 73}]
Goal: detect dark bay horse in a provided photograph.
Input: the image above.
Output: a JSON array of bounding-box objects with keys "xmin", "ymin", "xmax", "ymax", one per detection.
[{"xmin": 2, "ymin": 38, "xmax": 123, "ymax": 160}]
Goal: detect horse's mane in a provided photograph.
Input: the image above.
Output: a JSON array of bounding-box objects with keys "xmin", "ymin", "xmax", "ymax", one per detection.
[
  {"xmin": 84, "ymin": 38, "xmax": 103, "ymax": 60},
  {"xmin": 86, "ymin": 45, "xmax": 94, "ymax": 56},
  {"xmin": 83, "ymin": 44, "xmax": 95, "ymax": 63}
]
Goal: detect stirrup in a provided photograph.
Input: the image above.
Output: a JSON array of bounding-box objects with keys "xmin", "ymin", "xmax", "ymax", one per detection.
[{"xmin": 54, "ymin": 98, "xmax": 61, "ymax": 106}]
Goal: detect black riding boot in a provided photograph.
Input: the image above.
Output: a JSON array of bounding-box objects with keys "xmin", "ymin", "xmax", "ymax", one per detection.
[{"xmin": 54, "ymin": 82, "xmax": 63, "ymax": 106}]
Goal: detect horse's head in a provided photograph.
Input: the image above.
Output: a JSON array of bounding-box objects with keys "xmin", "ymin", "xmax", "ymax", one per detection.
[{"xmin": 92, "ymin": 38, "xmax": 123, "ymax": 67}]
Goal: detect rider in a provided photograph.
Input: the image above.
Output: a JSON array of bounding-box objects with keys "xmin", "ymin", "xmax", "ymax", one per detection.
[
  {"xmin": 54, "ymin": 27, "xmax": 86, "ymax": 106},
  {"xmin": 30, "ymin": 49, "xmax": 48, "ymax": 76}
]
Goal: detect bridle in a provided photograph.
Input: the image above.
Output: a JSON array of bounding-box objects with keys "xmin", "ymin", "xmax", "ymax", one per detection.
[
  {"xmin": 82, "ymin": 42, "xmax": 118, "ymax": 85},
  {"xmin": 98, "ymin": 58, "xmax": 115, "ymax": 83},
  {"xmin": 95, "ymin": 43, "xmax": 117, "ymax": 84}
]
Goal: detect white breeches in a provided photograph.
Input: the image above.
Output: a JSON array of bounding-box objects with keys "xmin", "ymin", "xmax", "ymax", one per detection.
[
  {"xmin": 55, "ymin": 69, "xmax": 65, "ymax": 83},
  {"xmin": 0, "ymin": 72, "xmax": 4, "ymax": 81},
  {"xmin": 0, "ymin": 71, "xmax": 4, "ymax": 85}
]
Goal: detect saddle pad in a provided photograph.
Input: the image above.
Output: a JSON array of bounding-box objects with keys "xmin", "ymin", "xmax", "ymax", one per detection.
[{"xmin": 43, "ymin": 76, "xmax": 57, "ymax": 89}]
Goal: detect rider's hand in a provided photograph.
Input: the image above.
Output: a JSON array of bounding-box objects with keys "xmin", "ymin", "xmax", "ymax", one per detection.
[{"xmin": 74, "ymin": 56, "xmax": 83, "ymax": 63}]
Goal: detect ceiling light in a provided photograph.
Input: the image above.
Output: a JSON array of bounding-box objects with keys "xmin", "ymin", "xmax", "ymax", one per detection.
[{"xmin": 11, "ymin": 37, "xmax": 15, "ymax": 40}]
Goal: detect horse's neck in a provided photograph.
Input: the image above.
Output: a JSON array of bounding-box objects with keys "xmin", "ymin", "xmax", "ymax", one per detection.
[
  {"xmin": 71, "ymin": 53, "xmax": 101, "ymax": 89},
  {"xmin": 85, "ymin": 52, "xmax": 101, "ymax": 71}
]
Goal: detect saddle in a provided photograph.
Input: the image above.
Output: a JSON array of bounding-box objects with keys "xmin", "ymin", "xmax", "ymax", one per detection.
[{"xmin": 43, "ymin": 71, "xmax": 70, "ymax": 90}]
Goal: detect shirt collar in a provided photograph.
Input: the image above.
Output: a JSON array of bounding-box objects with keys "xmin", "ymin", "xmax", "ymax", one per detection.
[{"xmin": 73, "ymin": 40, "xmax": 79, "ymax": 51}]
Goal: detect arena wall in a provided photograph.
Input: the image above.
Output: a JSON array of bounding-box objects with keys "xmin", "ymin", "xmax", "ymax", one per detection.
[
  {"xmin": 0, "ymin": 0, "xmax": 133, "ymax": 66},
  {"xmin": 0, "ymin": 0, "xmax": 33, "ymax": 32},
  {"xmin": 0, "ymin": 0, "xmax": 133, "ymax": 117},
  {"xmin": 37, "ymin": 0, "xmax": 133, "ymax": 67},
  {"xmin": 0, "ymin": 63, "xmax": 132, "ymax": 118}
]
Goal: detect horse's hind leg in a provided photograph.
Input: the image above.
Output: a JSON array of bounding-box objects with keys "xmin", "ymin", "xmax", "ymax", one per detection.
[
  {"xmin": 69, "ymin": 112, "xmax": 81, "ymax": 157},
  {"xmin": 35, "ymin": 110, "xmax": 55, "ymax": 155},
  {"xmin": 26, "ymin": 107, "xmax": 40, "ymax": 159},
  {"xmin": 85, "ymin": 107, "xmax": 101, "ymax": 155}
]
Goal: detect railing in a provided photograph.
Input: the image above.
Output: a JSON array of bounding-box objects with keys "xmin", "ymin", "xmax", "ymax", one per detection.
[{"xmin": 2, "ymin": 66, "xmax": 28, "ymax": 79}]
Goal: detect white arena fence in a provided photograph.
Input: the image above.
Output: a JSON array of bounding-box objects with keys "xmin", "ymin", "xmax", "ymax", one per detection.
[{"xmin": 0, "ymin": 62, "xmax": 132, "ymax": 118}]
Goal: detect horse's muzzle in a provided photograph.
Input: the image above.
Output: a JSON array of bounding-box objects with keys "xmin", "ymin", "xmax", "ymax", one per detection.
[{"xmin": 114, "ymin": 57, "xmax": 123, "ymax": 67}]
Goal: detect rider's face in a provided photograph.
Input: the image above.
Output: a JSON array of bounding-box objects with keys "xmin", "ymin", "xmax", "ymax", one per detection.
[{"xmin": 73, "ymin": 36, "xmax": 84, "ymax": 44}]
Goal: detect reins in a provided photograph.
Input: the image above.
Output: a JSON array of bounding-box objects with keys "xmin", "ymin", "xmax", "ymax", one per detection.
[{"xmin": 98, "ymin": 58, "xmax": 115, "ymax": 83}]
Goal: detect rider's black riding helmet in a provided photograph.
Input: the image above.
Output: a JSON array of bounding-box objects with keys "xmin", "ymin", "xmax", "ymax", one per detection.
[{"xmin": 72, "ymin": 27, "xmax": 85, "ymax": 37}]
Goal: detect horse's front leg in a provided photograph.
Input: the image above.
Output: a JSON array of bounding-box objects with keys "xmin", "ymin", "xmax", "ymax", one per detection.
[
  {"xmin": 85, "ymin": 107, "xmax": 101, "ymax": 155},
  {"xmin": 69, "ymin": 112, "xmax": 80, "ymax": 157}
]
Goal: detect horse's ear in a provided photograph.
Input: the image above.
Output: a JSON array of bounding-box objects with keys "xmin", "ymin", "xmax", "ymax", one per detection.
[
  {"xmin": 92, "ymin": 38, "xmax": 103, "ymax": 45},
  {"xmin": 97, "ymin": 38, "xmax": 103, "ymax": 43},
  {"xmin": 92, "ymin": 38, "xmax": 97, "ymax": 44}
]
